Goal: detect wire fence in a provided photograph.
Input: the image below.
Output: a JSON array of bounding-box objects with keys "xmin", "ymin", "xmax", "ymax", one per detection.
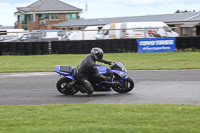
[{"xmin": 0, "ymin": 27, "xmax": 180, "ymax": 42}]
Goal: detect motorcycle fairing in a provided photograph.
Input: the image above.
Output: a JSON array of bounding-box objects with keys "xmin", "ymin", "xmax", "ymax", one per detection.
[
  {"xmin": 115, "ymin": 62, "xmax": 127, "ymax": 72},
  {"xmin": 111, "ymin": 70, "xmax": 125, "ymax": 77},
  {"xmin": 54, "ymin": 65, "xmax": 75, "ymax": 80},
  {"xmin": 97, "ymin": 64, "xmax": 107, "ymax": 75},
  {"xmin": 93, "ymin": 83, "xmax": 112, "ymax": 91},
  {"xmin": 96, "ymin": 63, "xmax": 128, "ymax": 79},
  {"xmin": 65, "ymin": 75, "xmax": 75, "ymax": 80}
]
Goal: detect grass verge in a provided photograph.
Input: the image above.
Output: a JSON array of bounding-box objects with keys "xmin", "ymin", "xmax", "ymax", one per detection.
[
  {"xmin": 0, "ymin": 104, "xmax": 200, "ymax": 133},
  {"xmin": 0, "ymin": 52, "xmax": 200, "ymax": 72}
]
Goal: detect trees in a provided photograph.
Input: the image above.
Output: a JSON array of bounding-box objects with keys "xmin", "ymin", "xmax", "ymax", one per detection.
[{"xmin": 175, "ymin": 10, "xmax": 196, "ymax": 13}]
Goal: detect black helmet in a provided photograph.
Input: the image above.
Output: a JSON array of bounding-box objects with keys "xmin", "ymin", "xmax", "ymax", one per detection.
[{"xmin": 90, "ymin": 47, "xmax": 103, "ymax": 61}]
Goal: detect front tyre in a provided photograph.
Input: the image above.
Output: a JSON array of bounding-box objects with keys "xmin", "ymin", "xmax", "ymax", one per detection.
[
  {"xmin": 56, "ymin": 77, "xmax": 78, "ymax": 95},
  {"xmin": 112, "ymin": 77, "xmax": 134, "ymax": 93}
]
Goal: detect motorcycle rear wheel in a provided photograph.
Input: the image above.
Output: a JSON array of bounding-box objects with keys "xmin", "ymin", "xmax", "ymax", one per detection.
[
  {"xmin": 56, "ymin": 77, "xmax": 78, "ymax": 95},
  {"xmin": 112, "ymin": 77, "xmax": 134, "ymax": 93}
]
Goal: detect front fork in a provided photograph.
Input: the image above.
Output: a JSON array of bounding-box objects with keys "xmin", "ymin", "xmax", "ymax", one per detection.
[{"xmin": 112, "ymin": 74, "xmax": 126, "ymax": 88}]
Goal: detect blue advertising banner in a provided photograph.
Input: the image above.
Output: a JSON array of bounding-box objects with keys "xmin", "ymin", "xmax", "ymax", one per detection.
[{"xmin": 137, "ymin": 37, "xmax": 176, "ymax": 53}]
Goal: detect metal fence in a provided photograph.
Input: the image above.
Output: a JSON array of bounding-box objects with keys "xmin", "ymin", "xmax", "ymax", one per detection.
[{"xmin": 0, "ymin": 27, "xmax": 179, "ymax": 41}]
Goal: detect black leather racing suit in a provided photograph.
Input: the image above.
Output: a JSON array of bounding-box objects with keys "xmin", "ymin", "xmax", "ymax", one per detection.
[{"xmin": 76, "ymin": 54, "xmax": 110, "ymax": 94}]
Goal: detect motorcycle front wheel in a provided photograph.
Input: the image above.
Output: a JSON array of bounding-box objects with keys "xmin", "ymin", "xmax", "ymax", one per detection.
[
  {"xmin": 112, "ymin": 77, "xmax": 134, "ymax": 93},
  {"xmin": 56, "ymin": 77, "xmax": 78, "ymax": 95}
]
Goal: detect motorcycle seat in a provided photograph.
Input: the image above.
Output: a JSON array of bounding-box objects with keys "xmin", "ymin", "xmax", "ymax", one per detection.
[{"xmin": 60, "ymin": 66, "xmax": 73, "ymax": 73}]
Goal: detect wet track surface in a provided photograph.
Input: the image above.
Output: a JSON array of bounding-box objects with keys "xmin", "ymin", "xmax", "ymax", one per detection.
[{"xmin": 0, "ymin": 70, "xmax": 200, "ymax": 105}]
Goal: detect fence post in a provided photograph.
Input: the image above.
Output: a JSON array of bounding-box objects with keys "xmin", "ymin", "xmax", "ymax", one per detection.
[{"xmin": 82, "ymin": 30, "xmax": 85, "ymax": 40}]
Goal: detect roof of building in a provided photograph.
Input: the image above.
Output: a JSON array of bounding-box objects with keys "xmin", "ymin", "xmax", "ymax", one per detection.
[
  {"xmin": 17, "ymin": 0, "xmax": 82, "ymax": 13},
  {"xmin": 53, "ymin": 12, "xmax": 200, "ymax": 28}
]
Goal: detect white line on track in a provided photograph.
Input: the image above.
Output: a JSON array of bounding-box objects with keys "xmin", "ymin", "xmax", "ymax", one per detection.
[{"xmin": 0, "ymin": 72, "xmax": 56, "ymax": 78}]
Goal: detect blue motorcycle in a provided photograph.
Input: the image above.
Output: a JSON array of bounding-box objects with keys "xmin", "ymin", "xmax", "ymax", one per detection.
[{"xmin": 54, "ymin": 62, "xmax": 134, "ymax": 95}]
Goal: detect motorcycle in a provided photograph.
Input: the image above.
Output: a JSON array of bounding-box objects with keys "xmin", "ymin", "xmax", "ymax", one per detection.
[{"xmin": 54, "ymin": 61, "xmax": 134, "ymax": 95}]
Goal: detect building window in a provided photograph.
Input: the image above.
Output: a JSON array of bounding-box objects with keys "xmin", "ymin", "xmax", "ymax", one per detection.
[
  {"xmin": 28, "ymin": 14, "xmax": 35, "ymax": 22},
  {"xmin": 38, "ymin": 14, "xmax": 49, "ymax": 20},
  {"xmin": 66, "ymin": 13, "xmax": 77, "ymax": 20},
  {"xmin": 50, "ymin": 14, "xmax": 60, "ymax": 20},
  {"xmin": 20, "ymin": 14, "xmax": 26, "ymax": 24},
  {"xmin": 181, "ymin": 28, "xmax": 190, "ymax": 35}
]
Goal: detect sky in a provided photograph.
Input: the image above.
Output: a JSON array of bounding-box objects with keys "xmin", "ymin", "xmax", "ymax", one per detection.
[{"xmin": 0, "ymin": 0, "xmax": 200, "ymax": 26}]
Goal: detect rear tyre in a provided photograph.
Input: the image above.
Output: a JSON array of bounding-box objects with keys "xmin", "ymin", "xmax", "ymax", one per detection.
[
  {"xmin": 112, "ymin": 77, "xmax": 134, "ymax": 93},
  {"xmin": 56, "ymin": 77, "xmax": 78, "ymax": 95}
]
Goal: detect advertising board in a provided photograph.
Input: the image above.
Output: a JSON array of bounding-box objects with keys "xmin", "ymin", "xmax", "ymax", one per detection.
[{"xmin": 137, "ymin": 37, "xmax": 176, "ymax": 53}]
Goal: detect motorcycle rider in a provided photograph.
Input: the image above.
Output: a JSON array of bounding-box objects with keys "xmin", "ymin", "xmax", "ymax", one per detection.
[{"xmin": 76, "ymin": 47, "xmax": 112, "ymax": 95}]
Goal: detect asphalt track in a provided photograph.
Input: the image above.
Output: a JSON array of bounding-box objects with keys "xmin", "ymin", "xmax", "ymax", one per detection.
[{"xmin": 0, "ymin": 70, "xmax": 200, "ymax": 105}]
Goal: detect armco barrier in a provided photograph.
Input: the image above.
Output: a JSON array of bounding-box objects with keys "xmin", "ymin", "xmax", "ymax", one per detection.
[
  {"xmin": 196, "ymin": 37, "xmax": 200, "ymax": 49},
  {"xmin": 40, "ymin": 42, "xmax": 49, "ymax": 55},
  {"xmin": 51, "ymin": 39, "xmax": 138, "ymax": 54},
  {"xmin": 32, "ymin": 42, "xmax": 41, "ymax": 55},
  {"xmin": 0, "ymin": 42, "xmax": 49, "ymax": 55},
  {"xmin": 24, "ymin": 42, "xmax": 32, "ymax": 55},
  {"xmin": 16, "ymin": 42, "xmax": 25, "ymax": 55},
  {"xmin": 176, "ymin": 37, "xmax": 200, "ymax": 50},
  {"xmin": 0, "ymin": 37, "xmax": 200, "ymax": 55}
]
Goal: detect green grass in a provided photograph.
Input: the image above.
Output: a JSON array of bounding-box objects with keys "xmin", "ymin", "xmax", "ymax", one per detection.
[
  {"xmin": 0, "ymin": 104, "xmax": 200, "ymax": 133},
  {"xmin": 0, "ymin": 52, "xmax": 200, "ymax": 72}
]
